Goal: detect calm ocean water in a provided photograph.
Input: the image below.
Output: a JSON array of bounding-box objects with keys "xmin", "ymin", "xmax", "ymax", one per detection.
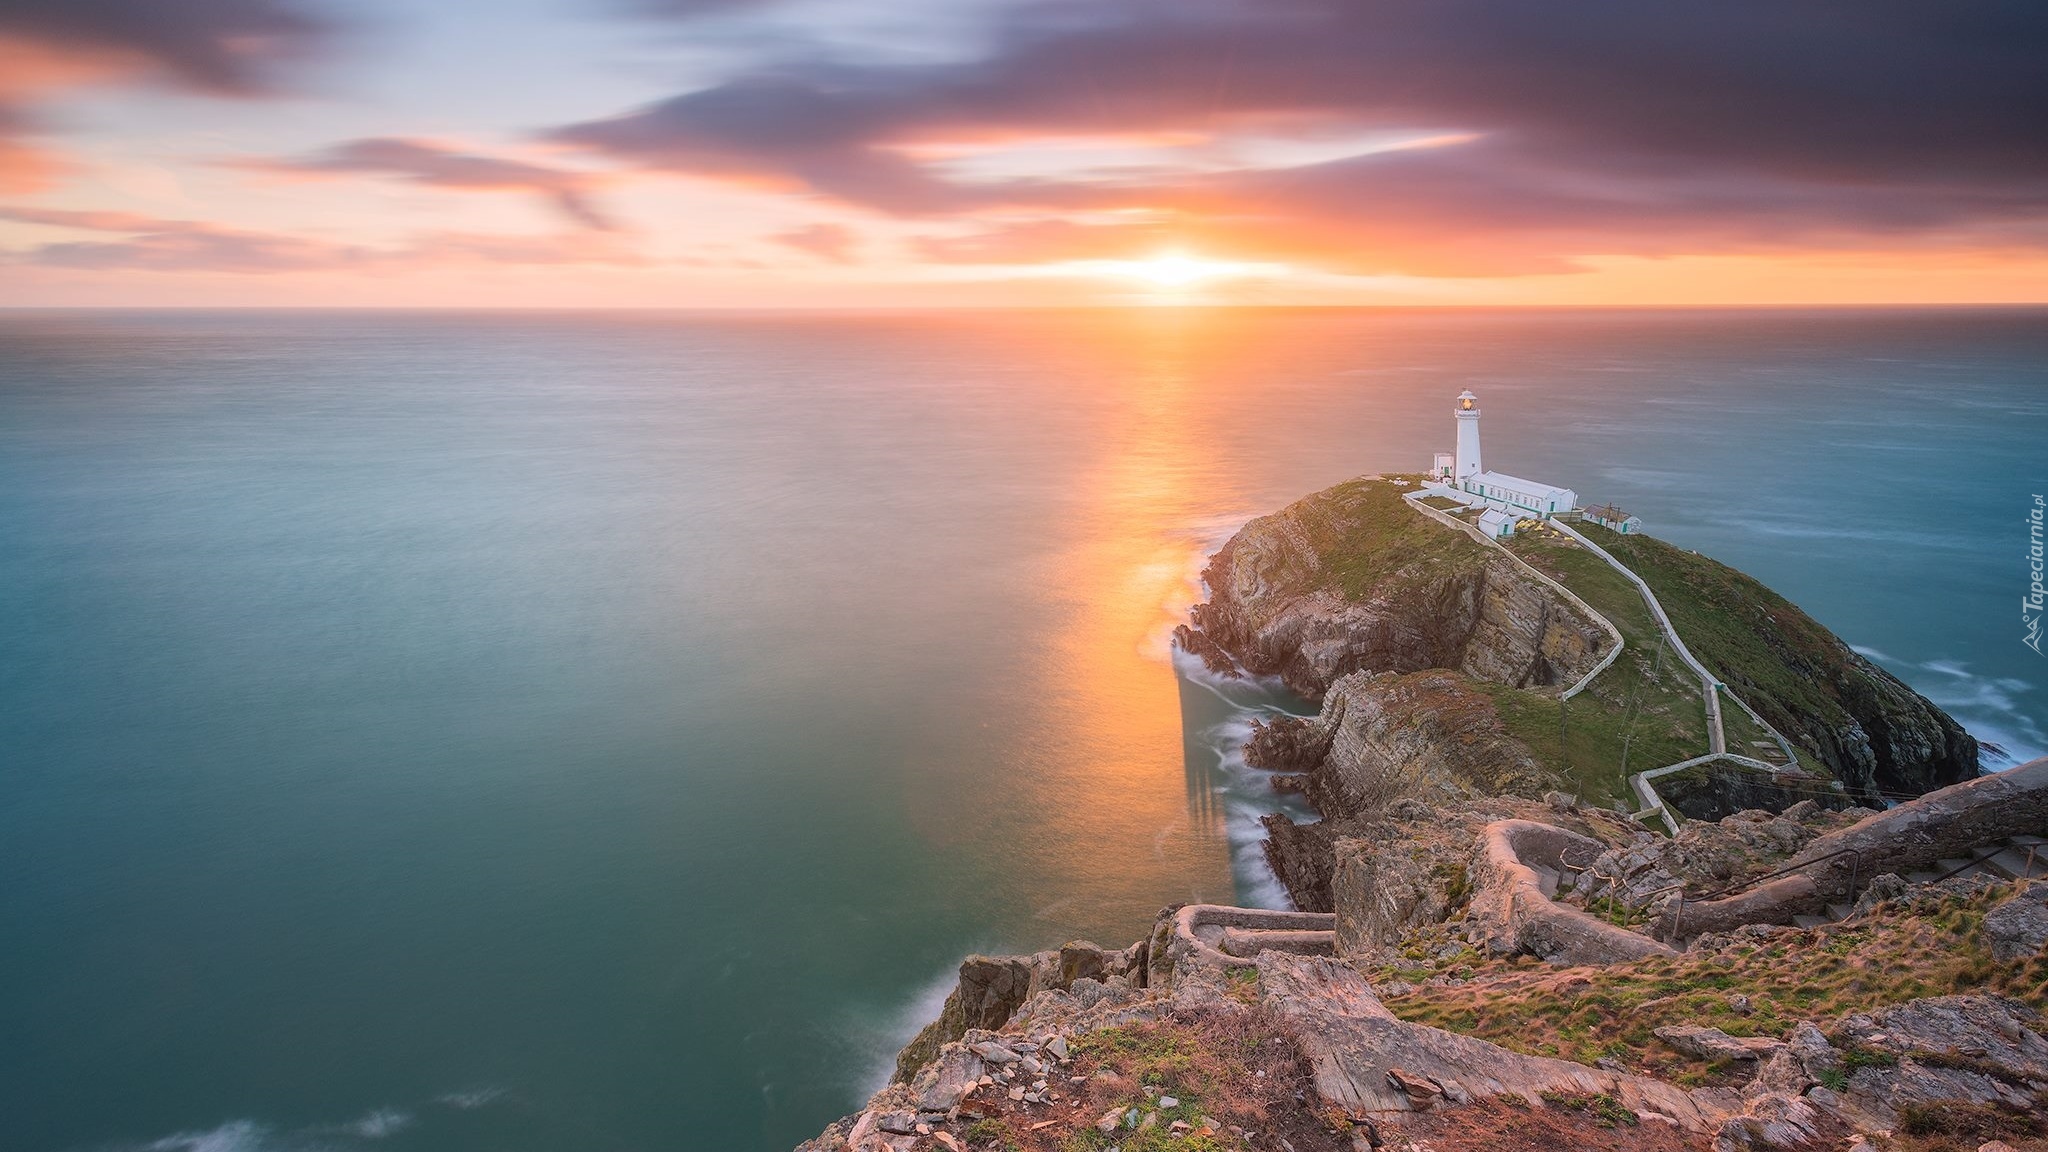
[{"xmin": 2, "ymin": 308, "xmax": 2044, "ymax": 1152}]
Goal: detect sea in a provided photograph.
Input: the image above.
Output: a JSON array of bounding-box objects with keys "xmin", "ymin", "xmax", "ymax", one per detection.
[{"xmin": 1, "ymin": 307, "xmax": 2043, "ymax": 1152}]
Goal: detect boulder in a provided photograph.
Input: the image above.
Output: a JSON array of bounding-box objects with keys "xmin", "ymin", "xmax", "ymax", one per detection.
[
  {"xmin": 1654, "ymin": 1025, "xmax": 1787, "ymax": 1064},
  {"xmin": 1985, "ymin": 884, "xmax": 2048, "ymax": 961}
]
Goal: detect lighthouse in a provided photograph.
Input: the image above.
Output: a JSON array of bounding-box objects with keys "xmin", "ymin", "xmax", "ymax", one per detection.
[
  {"xmin": 1426, "ymin": 388, "xmax": 1581, "ymax": 534},
  {"xmin": 1453, "ymin": 389, "xmax": 1482, "ymax": 482}
]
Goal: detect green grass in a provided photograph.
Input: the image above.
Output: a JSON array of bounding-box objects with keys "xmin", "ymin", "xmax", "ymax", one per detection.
[
  {"xmin": 1466, "ymin": 528, "xmax": 1715, "ymax": 804},
  {"xmin": 1577, "ymin": 524, "xmax": 1836, "ymax": 770},
  {"xmin": 1372, "ymin": 885, "xmax": 2048, "ymax": 1076},
  {"xmin": 1286, "ymin": 477, "xmax": 1491, "ymax": 601}
]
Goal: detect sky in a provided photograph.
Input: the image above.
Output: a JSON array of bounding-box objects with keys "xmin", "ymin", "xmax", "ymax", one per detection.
[{"xmin": 1, "ymin": 0, "xmax": 2045, "ymax": 307}]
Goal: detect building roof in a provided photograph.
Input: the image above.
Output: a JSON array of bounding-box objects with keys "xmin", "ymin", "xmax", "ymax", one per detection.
[
  {"xmin": 1477, "ymin": 508, "xmax": 1517, "ymax": 527},
  {"xmin": 1586, "ymin": 503, "xmax": 1634, "ymax": 520},
  {"xmin": 1469, "ymin": 470, "xmax": 1576, "ymax": 500}
]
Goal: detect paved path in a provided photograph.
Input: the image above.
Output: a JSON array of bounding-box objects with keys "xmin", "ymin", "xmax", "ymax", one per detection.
[{"xmin": 1401, "ymin": 486, "xmax": 1809, "ymax": 833}]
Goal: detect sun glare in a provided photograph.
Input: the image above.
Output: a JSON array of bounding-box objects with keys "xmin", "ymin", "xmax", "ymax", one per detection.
[{"xmin": 1133, "ymin": 253, "xmax": 1215, "ymax": 287}]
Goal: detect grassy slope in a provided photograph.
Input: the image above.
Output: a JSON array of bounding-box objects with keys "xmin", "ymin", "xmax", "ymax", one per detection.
[
  {"xmin": 1370, "ymin": 884, "xmax": 2047, "ymax": 1083},
  {"xmin": 1484, "ymin": 524, "xmax": 1709, "ymax": 804},
  {"xmin": 1287, "ymin": 477, "xmax": 1490, "ymax": 602},
  {"xmin": 1578, "ymin": 524, "xmax": 1840, "ymax": 766}
]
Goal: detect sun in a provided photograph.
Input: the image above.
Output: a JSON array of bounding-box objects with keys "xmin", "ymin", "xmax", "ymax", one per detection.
[
  {"xmin": 1101, "ymin": 250, "xmax": 1287, "ymax": 294},
  {"xmin": 1133, "ymin": 252, "xmax": 1216, "ymax": 287}
]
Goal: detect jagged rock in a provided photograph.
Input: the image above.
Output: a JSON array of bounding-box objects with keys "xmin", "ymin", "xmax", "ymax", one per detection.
[
  {"xmin": 1786, "ymin": 1022, "xmax": 1840, "ymax": 1081},
  {"xmin": 1385, "ymin": 1067, "xmax": 1445, "ymax": 1111},
  {"xmin": 1255, "ymin": 952, "xmax": 1727, "ymax": 1131},
  {"xmin": 1243, "ymin": 713, "xmax": 1331, "ymax": 773},
  {"xmin": 1712, "ymin": 1093, "xmax": 1833, "ymax": 1151},
  {"xmin": 1985, "ymin": 883, "xmax": 2048, "ymax": 961},
  {"xmin": 1743, "ymin": 1050, "xmax": 1811, "ymax": 1100},
  {"xmin": 1262, "ymin": 814, "xmax": 1340, "ymax": 911},
  {"xmin": 968, "ymin": 1040, "xmax": 1020, "ymax": 1064},
  {"xmin": 1852, "ymin": 872, "xmax": 1910, "ymax": 916},
  {"xmin": 909, "ymin": 1045, "xmax": 984, "ymax": 1113},
  {"xmin": 1330, "ymin": 835, "xmax": 1452, "ymax": 957},
  {"xmin": 892, "ymin": 937, "xmax": 1149, "ymax": 1080},
  {"xmin": 1275, "ymin": 669, "xmax": 1556, "ymax": 823},
  {"xmin": 1655, "ymin": 1025, "xmax": 1787, "ymax": 1064},
  {"xmin": 1829, "ymin": 995, "xmax": 2048, "ymax": 1131}
]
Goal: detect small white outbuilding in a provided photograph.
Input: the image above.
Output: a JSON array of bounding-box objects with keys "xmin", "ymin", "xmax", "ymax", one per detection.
[{"xmin": 1477, "ymin": 508, "xmax": 1519, "ymax": 539}]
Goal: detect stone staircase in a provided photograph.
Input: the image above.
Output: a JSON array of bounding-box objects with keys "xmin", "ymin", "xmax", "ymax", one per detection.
[
  {"xmin": 1905, "ymin": 834, "xmax": 2048, "ymax": 886},
  {"xmin": 1784, "ymin": 834, "xmax": 2048, "ymax": 930}
]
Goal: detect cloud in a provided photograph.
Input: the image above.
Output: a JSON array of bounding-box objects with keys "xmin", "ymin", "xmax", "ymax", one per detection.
[
  {"xmin": 0, "ymin": 205, "xmax": 650, "ymax": 271},
  {"xmin": 0, "ymin": 0, "xmax": 331, "ymax": 94},
  {"xmin": 240, "ymin": 137, "xmax": 619, "ymax": 230},
  {"xmin": 551, "ymin": 0, "xmax": 2048, "ymax": 275},
  {"xmin": 0, "ymin": 0, "xmax": 335, "ymax": 191},
  {"xmin": 769, "ymin": 222, "xmax": 856, "ymax": 262}
]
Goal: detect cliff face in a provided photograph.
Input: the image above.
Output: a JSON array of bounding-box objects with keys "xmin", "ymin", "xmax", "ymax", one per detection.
[
  {"xmin": 1590, "ymin": 528, "xmax": 1979, "ymax": 797},
  {"xmin": 1250, "ymin": 669, "xmax": 1553, "ymax": 820},
  {"xmin": 1177, "ymin": 479, "xmax": 1608, "ymax": 700}
]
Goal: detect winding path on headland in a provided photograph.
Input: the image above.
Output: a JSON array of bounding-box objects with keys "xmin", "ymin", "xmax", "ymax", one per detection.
[{"xmin": 1401, "ymin": 484, "xmax": 1810, "ymax": 834}]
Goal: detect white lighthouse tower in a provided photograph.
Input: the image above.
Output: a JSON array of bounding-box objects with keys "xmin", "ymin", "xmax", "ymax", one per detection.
[{"xmin": 1453, "ymin": 389, "xmax": 1483, "ymax": 482}]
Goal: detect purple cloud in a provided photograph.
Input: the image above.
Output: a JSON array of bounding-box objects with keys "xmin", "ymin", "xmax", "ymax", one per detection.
[
  {"xmin": 245, "ymin": 138, "xmax": 618, "ymax": 230},
  {"xmin": 551, "ymin": 0, "xmax": 2048, "ymax": 273}
]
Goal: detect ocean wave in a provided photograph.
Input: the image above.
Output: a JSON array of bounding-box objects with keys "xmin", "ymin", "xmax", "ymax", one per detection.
[
  {"xmin": 342, "ymin": 1111, "xmax": 410, "ymax": 1140},
  {"xmin": 1855, "ymin": 650, "xmax": 2045, "ymax": 769},
  {"xmin": 143, "ymin": 1121, "xmax": 270, "ymax": 1152},
  {"xmin": 111, "ymin": 1102, "xmax": 424, "ymax": 1152},
  {"xmin": 847, "ymin": 956, "xmax": 981, "ymax": 1103},
  {"xmin": 433, "ymin": 1088, "xmax": 506, "ymax": 1111}
]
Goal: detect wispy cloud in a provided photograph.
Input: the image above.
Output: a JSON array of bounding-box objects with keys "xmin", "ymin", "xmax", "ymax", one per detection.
[
  {"xmin": 237, "ymin": 137, "xmax": 620, "ymax": 230},
  {"xmin": 0, "ymin": 206, "xmax": 649, "ymax": 271}
]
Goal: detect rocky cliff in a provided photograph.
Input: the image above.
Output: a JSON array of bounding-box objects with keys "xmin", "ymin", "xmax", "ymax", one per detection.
[
  {"xmin": 1175, "ymin": 479, "xmax": 1609, "ymax": 699},
  {"xmin": 802, "ymin": 763, "xmax": 2048, "ymax": 1152}
]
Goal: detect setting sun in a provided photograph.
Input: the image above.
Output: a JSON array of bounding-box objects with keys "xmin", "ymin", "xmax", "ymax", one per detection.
[{"xmin": 1133, "ymin": 252, "xmax": 1219, "ymax": 287}]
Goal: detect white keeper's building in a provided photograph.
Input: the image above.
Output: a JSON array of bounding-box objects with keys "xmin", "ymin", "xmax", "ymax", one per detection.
[{"xmin": 1427, "ymin": 390, "xmax": 1580, "ymax": 533}]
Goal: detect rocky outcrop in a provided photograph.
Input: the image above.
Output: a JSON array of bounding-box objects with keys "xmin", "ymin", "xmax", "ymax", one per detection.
[
  {"xmin": 1986, "ymin": 883, "xmax": 2048, "ymax": 961},
  {"xmin": 1177, "ymin": 479, "xmax": 1607, "ymax": 699},
  {"xmin": 1254, "ymin": 952, "xmax": 1729, "ymax": 1131},
  {"xmin": 1259, "ymin": 813, "xmax": 1341, "ymax": 911},
  {"xmin": 1825, "ymin": 995, "xmax": 2048, "ymax": 1134},
  {"xmin": 1274, "ymin": 669, "xmax": 1553, "ymax": 819},
  {"xmin": 890, "ymin": 939, "xmax": 1145, "ymax": 1081},
  {"xmin": 1662, "ymin": 756, "xmax": 2048, "ymax": 939}
]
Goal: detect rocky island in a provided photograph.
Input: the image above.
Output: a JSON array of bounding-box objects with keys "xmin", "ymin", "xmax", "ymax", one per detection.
[{"xmin": 799, "ymin": 475, "xmax": 2044, "ymax": 1152}]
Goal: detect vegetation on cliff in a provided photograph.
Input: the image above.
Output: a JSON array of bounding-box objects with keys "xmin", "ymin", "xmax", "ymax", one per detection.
[
  {"xmin": 1371, "ymin": 881, "xmax": 2047, "ymax": 1077},
  {"xmin": 1580, "ymin": 524, "xmax": 1979, "ymax": 798},
  {"xmin": 1186, "ymin": 476, "xmax": 1978, "ymax": 864}
]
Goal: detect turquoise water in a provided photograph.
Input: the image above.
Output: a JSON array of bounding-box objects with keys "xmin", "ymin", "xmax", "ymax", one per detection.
[{"xmin": 2, "ymin": 308, "xmax": 2043, "ymax": 1152}]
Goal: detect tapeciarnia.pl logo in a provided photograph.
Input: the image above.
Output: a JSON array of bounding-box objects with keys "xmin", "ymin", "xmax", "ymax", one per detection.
[{"xmin": 2029, "ymin": 494, "xmax": 2045, "ymax": 655}]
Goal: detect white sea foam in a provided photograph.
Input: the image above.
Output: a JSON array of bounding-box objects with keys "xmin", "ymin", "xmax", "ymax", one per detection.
[
  {"xmin": 847, "ymin": 959, "xmax": 978, "ymax": 1102},
  {"xmin": 143, "ymin": 1121, "xmax": 270, "ymax": 1152},
  {"xmin": 346, "ymin": 1110, "xmax": 411, "ymax": 1139},
  {"xmin": 1854, "ymin": 649, "xmax": 2045, "ymax": 769},
  {"xmin": 435, "ymin": 1087, "xmax": 507, "ymax": 1111}
]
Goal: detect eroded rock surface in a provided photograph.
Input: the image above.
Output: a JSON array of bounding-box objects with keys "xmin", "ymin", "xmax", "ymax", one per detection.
[{"xmin": 1177, "ymin": 480, "xmax": 1607, "ymax": 699}]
